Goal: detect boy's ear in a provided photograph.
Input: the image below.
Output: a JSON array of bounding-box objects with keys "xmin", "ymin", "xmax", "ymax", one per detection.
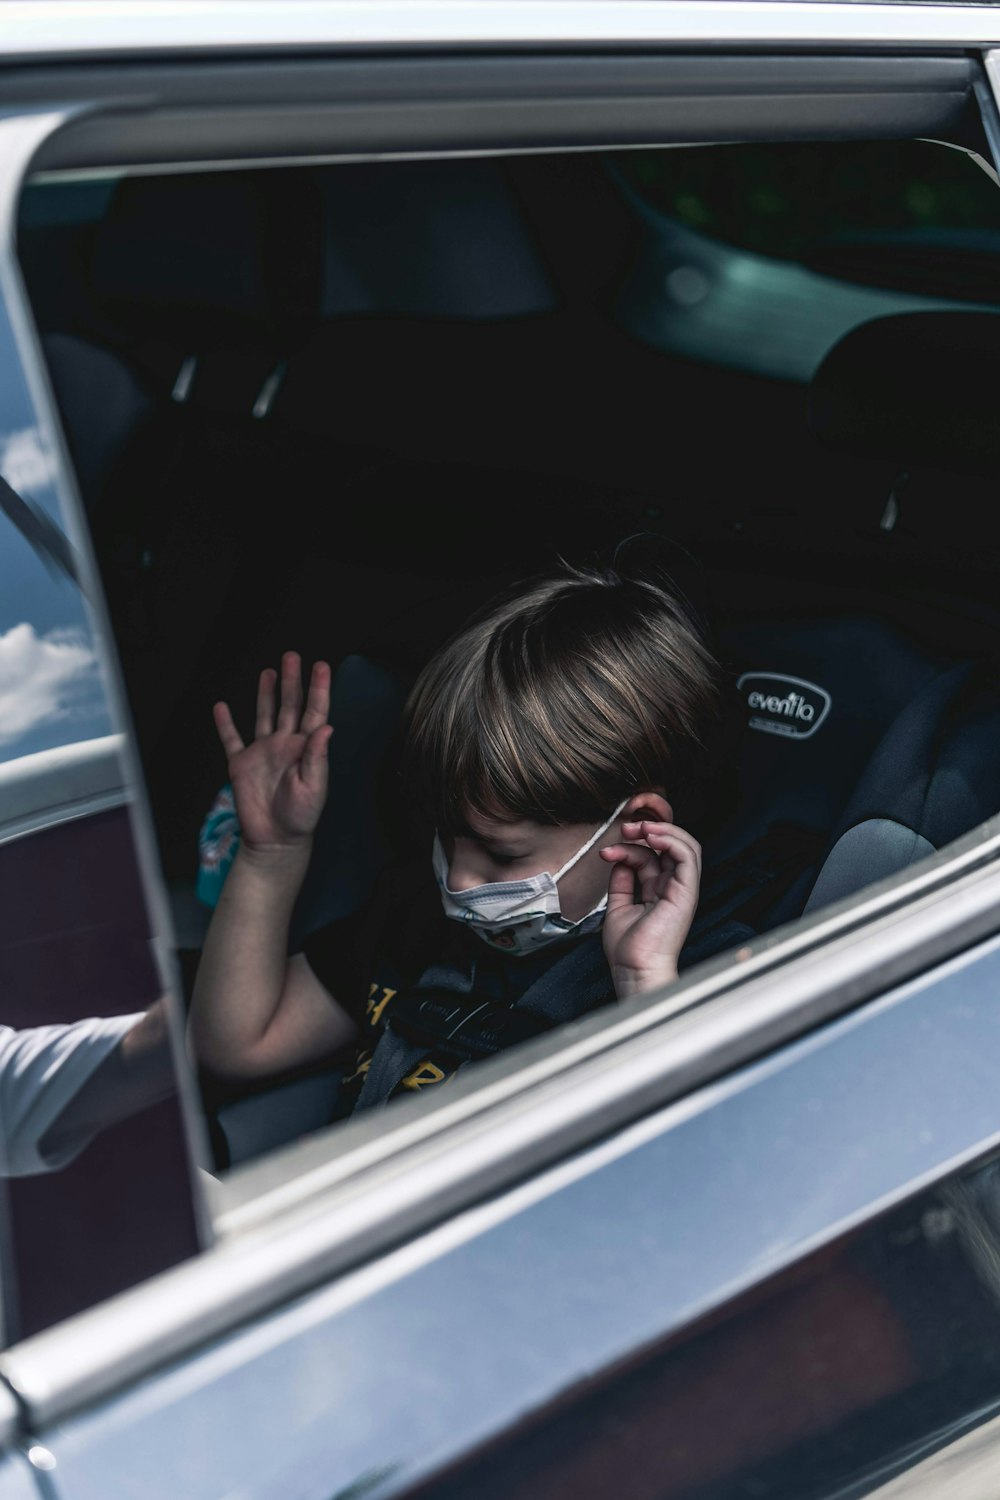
[{"xmin": 622, "ymin": 790, "xmax": 673, "ymax": 825}]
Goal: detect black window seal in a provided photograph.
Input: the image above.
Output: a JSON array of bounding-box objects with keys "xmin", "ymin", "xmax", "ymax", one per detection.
[{"xmin": 5, "ymin": 53, "xmax": 983, "ymax": 178}]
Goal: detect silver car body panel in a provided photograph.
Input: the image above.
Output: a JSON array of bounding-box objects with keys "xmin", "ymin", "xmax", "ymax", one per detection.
[
  {"xmin": 3, "ymin": 821, "xmax": 1000, "ymax": 1426},
  {"xmin": 17, "ymin": 927, "xmax": 1000, "ymax": 1496},
  {"xmin": 0, "ymin": 1453, "xmax": 44, "ymax": 1500},
  {"xmin": 0, "ymin": 736, "xmax": 126, "ymax": 847}
]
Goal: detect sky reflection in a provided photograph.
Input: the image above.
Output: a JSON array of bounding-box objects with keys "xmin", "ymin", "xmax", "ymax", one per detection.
[{"xmin": 0, "ymin": 312, "xmax": 113, "ymax": 763}]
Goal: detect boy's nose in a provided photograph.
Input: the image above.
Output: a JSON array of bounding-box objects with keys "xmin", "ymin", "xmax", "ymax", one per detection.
[{"xmin": 445, "ymin": 856, "xmax": 482, "ymax": 892}]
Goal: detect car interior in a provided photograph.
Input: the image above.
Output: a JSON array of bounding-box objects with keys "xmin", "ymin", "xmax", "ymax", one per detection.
[{"xmin": 17, "ymin": 138, "xmax": 1000, "ymax": 1167}]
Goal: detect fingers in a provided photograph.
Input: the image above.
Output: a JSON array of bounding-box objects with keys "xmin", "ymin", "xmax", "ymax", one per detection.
[
  {"xmin": 621, "ymin": 820, "xmax": 702, "ymax": 873},
  {"xmin": 250, "ymin": 654, "xmax": 330, "ymax": 741},
  {"xmin": 277, "ymin": 651, "xmax": 303, "ymax": 733},
  {"xmin": 642, "ymin": 821, "xmax": 701, "ymax": 859},
  {"xmin": 213, "ymin": 701, "xmax": 245, "ymax": 759},
  {"xmin": 255, "ymin": 668, "xmax": 277, "ymax": 738},
  {"xmin": 602, "ymin": 822, "xmax": 702, "ymax": 906},
  {"xmin": 601, "ymin": 842, "xmax": 662, "ymax": 910},
  {"xmin": 300, "ymin": 724, "xmax": 333, "ymax": 791},
  {"xmin": 300, "ymin": 660, "xmax": 332, "ymax": 735},
  {"xmin": 605, "ymin": 855, "xmax": 641, "ymax": 911},
  {"xmin": 640, "ymin": 824, "xmax": 701, "ymax": 902},
  {"xmin": 646, "ymin": 828, "xmax": 700, "ymax": 897}
]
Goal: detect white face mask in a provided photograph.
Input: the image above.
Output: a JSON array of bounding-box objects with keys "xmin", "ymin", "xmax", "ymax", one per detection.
[{"xmin": 432, "ymin": 800, "xmax": 628, "ymax": 957}]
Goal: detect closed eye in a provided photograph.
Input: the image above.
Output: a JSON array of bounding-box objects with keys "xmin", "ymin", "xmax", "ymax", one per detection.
[{"xmin": 479, "ymin": 845, "xmax": 532, "ymax": 867}]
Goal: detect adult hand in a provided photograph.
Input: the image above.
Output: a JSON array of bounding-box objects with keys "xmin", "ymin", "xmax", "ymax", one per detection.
[
  {"xmin": 600, "ymin": 819, "xmax": 702, "ymax": 999},
  {"xmin": 213, "ymin": 652, "xmax": 332, "ymax": 857}
]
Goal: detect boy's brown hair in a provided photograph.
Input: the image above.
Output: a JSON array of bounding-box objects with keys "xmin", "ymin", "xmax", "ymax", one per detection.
[{"xmin": 402, "ymin": 549, "xmax": 728, "ymax": 836}]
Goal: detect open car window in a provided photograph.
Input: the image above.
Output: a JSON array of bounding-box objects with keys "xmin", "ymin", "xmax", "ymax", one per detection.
[{"xmin": 14, "ymin": 120, "xmax": 1000, "ymax": 1182}]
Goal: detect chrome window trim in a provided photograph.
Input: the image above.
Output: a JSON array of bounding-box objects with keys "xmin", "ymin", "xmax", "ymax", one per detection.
[
  {"xmin": 220, "ymin": 813, "xmax": 1000, "ymax": 1232},
  {"xmin": 0, "ymin": 735, "xmax": 127, "ymax": 848},
  {"xmin": 984, "ymin": 46, "xmax": 1000, "ymax": 124},
  {"xmin": 865, "ymin": 1407, "xmax": 1000, "ymax": 1498},
  {"xmin": 0, "ymin": 1386, "xmax": 21, "ymax": 1455},
  {"xmin": 3, "ymin": 0, "xmax": 1000, "ymax": 57}
]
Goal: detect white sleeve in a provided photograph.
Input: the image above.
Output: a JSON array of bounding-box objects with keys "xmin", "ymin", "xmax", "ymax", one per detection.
[{"xmin": 0, "ymin": 1014, "xmax": 143, "ymax": 1176}]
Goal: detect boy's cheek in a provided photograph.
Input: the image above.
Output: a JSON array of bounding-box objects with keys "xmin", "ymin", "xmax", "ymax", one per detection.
[{"xmin": 558, "ymin": 853, "xmax": 615, "ymax": 924}]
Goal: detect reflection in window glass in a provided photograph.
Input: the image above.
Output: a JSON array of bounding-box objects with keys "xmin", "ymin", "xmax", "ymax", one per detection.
[
  {"xmin": 420, "ymin": 1149, "xmax": 1000, "ymax": 1500},
  {"xmin": 0, "ymin": 381, "xmax": 111, "ymax": 768},
  {"xmin": 615, "ymin": 141, "xmax": 1000, "ymax": 263},
  {"xmin": 0, "ymin": 239, "xmax": 202, "ymax": 1338},
  {"xmin": 611, "ymin": 140, "xmax": 1000, "ymax": 381}
]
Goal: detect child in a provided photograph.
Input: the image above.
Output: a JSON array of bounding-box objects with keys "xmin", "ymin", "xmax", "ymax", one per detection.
[{"xmin": 189, "ymin": 556, "xmax": 727, "ymax": 1113}]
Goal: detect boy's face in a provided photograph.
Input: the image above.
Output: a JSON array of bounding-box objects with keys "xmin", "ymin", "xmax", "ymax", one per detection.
[{"xmin": 443, "ymin": 792, "xmax": 671, "ymax": 923}]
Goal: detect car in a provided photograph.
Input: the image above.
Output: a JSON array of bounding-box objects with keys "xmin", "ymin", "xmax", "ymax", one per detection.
[{"xmin": 6, "ymin": 3, "xmax": 1000, "ymax": 1497}]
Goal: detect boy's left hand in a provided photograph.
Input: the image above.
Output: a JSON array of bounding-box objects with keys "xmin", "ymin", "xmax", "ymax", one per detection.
[{"xmin": 600, "ymin": 820, "xmax": 702, "ymax": 1000}]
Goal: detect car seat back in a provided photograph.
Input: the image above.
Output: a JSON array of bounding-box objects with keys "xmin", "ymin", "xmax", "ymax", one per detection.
[
  {"xmin": 697, "ymin": 310, "xmax": 1000, "ymax": 927},
  {"xmin": 797, "ymin": 311, "xmax": 1000, "ymax": 912},
  {"xmin": 702, "ymin": 614, "xmax": 948, "ymax": 928}
]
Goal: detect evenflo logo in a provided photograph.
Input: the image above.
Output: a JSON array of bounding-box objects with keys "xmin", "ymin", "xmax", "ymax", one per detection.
[{"xmin": 737, "ymin": 672, "xmax": 832, "ymax": 740}]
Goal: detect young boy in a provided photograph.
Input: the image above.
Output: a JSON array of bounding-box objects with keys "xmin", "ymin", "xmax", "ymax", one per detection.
[{"xmin": 189, "ymin": 556, "xmax": 727, "ymax": 1113}]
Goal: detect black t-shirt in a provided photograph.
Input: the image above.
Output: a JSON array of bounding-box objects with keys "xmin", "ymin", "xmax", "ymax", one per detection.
[
  {"xmin": 299, "ymin": 852, "xmax": 755, "ymax": 1117},
  {"xmin": 300, "ymin": 859, "xmax": 616, "ymax": 1115}
]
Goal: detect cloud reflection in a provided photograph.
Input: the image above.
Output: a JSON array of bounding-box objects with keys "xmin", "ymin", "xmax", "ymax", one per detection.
[
  {"xmin": 0, "ymin": 426, "xmax": 57, "ymax": 497},
  {"xmin": 0, "ymin": 621, "xmax": 97, "ymax": 748}
]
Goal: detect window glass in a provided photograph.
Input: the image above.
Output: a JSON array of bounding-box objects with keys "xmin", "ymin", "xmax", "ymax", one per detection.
[
  {"xmin": 610, "ymin": 140, "xmax": 1000, "ymax": 380},
  {"xmin": 615, "ymin": 141, "xmax": 1000, "ymax": 262},
  {"xmin": 0, "ymin": 422, "xmax": 111, "ymax": 763},
  {"xmin": 0, "ymin": 227, "xmax": 203, "ymax": 1339}
]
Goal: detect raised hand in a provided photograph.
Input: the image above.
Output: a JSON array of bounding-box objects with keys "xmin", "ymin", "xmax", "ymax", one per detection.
[
  {"xmin": 599, "ymin": 818, "xmax": 702, "ymax": 999},
  {"xmin": 212, "ymin": 652, "xmax": 332, "ymax": 856}
]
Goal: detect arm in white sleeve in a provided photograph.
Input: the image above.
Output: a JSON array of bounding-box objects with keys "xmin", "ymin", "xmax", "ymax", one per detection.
[{"xmin": 0, "ymin": 1010, "xmax": 163, "ymax": 1176}]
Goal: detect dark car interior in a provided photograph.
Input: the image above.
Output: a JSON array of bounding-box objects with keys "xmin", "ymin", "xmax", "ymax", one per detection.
[{"xmin": 17, "ymin": 139, "xmax": 1000, "ymax": 1163}]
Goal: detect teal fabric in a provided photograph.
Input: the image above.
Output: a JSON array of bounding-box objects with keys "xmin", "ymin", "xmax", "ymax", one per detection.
[{"xmin": 196, "ymin": 783, "xmax": 241, "ymax": 907}]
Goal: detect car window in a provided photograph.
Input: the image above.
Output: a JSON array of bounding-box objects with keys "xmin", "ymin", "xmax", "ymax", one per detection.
[{"xmin": 13, "ymin": 110, "xmax": 1000, "ymax": 1252}]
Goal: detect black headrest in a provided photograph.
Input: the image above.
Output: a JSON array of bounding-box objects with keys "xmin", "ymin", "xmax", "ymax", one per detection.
[
  {"xmin": 91, "ymin": 170, "xmax": 323, "ymax": 352},
  {"xmin": 809, "ymin": 311, "xmax": 1000, "ymax": 476}
]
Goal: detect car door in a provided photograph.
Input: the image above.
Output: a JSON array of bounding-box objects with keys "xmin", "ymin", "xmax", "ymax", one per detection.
[{"xmin": 5, "ymin": 6, "xmax": 1000, "ymax": 1499}]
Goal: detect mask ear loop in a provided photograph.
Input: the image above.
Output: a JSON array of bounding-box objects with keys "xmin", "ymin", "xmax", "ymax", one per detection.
[{"xmin": 552, "ymin": 798, "xmax": 630, "ymax": 884}]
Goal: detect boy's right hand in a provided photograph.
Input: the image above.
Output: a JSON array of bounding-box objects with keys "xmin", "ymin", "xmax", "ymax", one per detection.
[{"xmin": 213, "ymin": 652, "xmax": 332, "ymax": 858}]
